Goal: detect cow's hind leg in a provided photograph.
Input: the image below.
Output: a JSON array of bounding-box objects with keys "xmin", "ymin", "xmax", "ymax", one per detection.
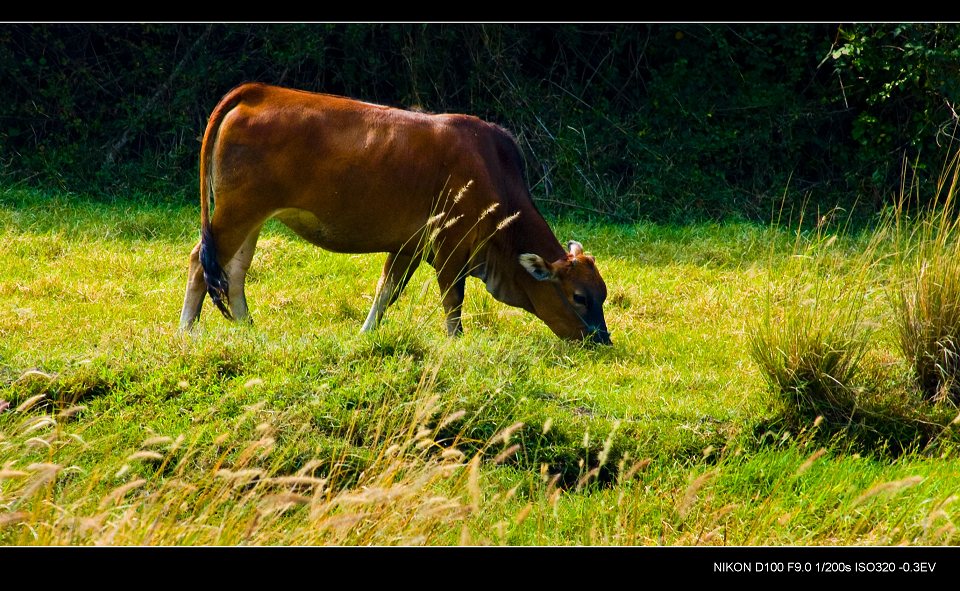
[
  {"xmin": 361, "ymin": 252, "xmax": 421, "ymax": 333},
  {"xmin": 223, "ymin": 227, "xmax": 262, "ymax": 323},
  {"xmin": 179, "ymin": 241, "xmax": 206, "ymax": 330}
]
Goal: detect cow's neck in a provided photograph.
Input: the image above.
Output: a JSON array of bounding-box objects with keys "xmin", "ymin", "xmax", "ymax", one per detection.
[{"xmin": 479, "ymin": 205, "xmax": 565, "ymax": 313}]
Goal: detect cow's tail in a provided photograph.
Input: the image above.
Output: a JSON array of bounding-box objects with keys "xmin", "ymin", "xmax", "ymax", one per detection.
[{"xmin": 199, "ymin": 88, "xmax": 246, "ymax": 321}]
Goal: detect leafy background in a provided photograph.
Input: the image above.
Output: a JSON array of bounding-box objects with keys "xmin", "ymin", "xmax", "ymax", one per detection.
[{"xmin": 1, "ymin": 23, "xmax": 958, "ymax": 222}]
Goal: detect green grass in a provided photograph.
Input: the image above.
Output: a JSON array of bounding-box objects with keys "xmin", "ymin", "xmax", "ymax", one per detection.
[
  {"xmin": 1, "ymin": 186, "xmax": 959, "ymax": 545},
  {"xmin": 893, "ymin": 153, "xmax": 960, "ymax": 403}
]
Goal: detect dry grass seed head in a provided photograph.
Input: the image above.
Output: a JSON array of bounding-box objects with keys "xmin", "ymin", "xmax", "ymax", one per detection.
[
  {"xmin": 794, "ymin": 448, "xmax": 827, "ymax": 476},
  {"xmin": 679, "ymin": 469, "xmax": 718, "ymax": 518},
  {"xmin": 853, "ymin": 476, "xmax": 924, "ymax": 506}
]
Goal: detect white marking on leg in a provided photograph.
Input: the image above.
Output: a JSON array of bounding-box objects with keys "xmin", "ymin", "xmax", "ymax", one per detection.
[
  {"xmin": 225, "ymin": 231, "xmax": 259, "ymax": 323},
  {"xmin": 226, "ymin": 265, "xmax": 250, "ymax": 322},
  {"xmin": 361, "ymin": 275, "xmax": 394, "ymax": 333},
  {"xmin": 179, "ymin": 245, "xmax": 205, "ymax": 330},
  {"xmin": 179, "ymin": 282, "xmax": 205, "ymax": 329}
]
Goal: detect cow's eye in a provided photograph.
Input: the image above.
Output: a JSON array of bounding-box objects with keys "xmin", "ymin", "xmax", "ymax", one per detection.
[{"xmin": 573, "ymin": 293, "xmax": 588, "ymax": 307}]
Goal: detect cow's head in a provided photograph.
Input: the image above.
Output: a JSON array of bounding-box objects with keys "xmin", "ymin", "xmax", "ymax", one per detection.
[{"xmin": 519, "ymin": 240, "xmax": 611, "ymax": 344}]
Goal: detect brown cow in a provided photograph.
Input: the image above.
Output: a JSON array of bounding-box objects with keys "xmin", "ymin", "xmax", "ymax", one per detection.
[{"xmin": 178, "ymin": 83, "xmax": 611, "ymax": 344}]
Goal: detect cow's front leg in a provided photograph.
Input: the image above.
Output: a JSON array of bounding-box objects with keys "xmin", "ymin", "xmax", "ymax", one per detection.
[
  {"xmin": 437, "ymin": 270, "xmax": 467, "ymax": 337},
  {"xmin": 361, "ymin": 252, "xmax": 421, "ymax": 333}
]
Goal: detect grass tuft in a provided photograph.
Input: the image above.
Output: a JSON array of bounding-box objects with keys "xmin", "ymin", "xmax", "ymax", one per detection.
[
  {"xmin": 749, "ymin": 214, "xmax": 879, "ymax": 424},
  {"xmin": 893, "ymin": 150, "xmax": 960, "ymax": 403}
]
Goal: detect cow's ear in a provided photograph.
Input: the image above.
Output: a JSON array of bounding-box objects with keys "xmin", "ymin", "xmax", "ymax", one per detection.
[
  {"xmin": 519, "ymin": 253, "xmax": 556, "ymax": 281},
  {"xmin": 567, "ymin": 240, "xmax": 584, "ymax": 256}
]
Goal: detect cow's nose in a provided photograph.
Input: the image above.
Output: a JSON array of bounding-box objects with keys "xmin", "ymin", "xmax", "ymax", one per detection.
[{"xmin": 590, "ymin": 328, "xmax": 612, "ymax": 345}]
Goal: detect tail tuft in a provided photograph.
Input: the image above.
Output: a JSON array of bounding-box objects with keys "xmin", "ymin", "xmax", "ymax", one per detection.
[{"xmin": 200, "ymin": 224, "xmax": 233, "ymax": 320}]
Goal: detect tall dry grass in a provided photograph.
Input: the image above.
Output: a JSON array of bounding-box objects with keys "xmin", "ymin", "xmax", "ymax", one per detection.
[
  {"xmin": 749, "ymin": 209, "xmax": 882, "ymax": 421},
  {"xmin": 751, "ymin": 148, "xmax": 960, "ymax": 451},
  {"xmin": 0, "ymin": 365, "xmax": 496, "ymax": 545},
  {"xmin": 893, "ymin": 150, "xmax": 960, "ymax": 403}
]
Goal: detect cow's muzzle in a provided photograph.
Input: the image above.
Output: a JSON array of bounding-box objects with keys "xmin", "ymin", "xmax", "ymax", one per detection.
[{"xmin": 589, "ymin": 327, "xmax": 612, "ymax": 345}]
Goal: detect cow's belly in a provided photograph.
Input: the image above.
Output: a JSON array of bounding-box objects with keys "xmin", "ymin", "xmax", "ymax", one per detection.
[{"xmin": 273, "ymin": 207, "xmax": 424, "ymax": 254}]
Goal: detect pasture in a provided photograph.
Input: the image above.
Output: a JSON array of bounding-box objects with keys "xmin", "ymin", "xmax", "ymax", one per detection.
[{"xmin": 1, "ymin": 186, "xmax": 959, "ymax": 546}]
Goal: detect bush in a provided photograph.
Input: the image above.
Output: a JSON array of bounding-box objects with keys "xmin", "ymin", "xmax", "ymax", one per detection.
[{"xmin": 2, "ymin": 24, "xmax": 958, "ymax": 222}]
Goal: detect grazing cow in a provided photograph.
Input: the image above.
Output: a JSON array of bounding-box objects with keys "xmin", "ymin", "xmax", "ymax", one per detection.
[{"xmin": 178, "ymin": 82, "xmax": 611, "ymax": 344}]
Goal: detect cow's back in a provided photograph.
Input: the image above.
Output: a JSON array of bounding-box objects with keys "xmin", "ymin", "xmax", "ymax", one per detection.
[{"xmin": 208, "ymin": 83, "xmax": 515, "ymax": 254}]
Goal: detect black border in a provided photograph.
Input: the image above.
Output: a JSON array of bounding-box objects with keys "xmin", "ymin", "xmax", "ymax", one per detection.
[{"xmin": 3, "ymin": 546, "xmax": 958, "ymax": 584}]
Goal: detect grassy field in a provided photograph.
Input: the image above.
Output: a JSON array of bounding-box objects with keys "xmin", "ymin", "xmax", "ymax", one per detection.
[{"xmin": 1, "ymin": 186, "xmax": 959, "ymax": 546}]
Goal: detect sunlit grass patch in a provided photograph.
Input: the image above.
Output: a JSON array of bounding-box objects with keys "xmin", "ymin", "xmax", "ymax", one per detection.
[{"xmin": 2, "ymin": 188, "xmax": 960, "ymax": 545}]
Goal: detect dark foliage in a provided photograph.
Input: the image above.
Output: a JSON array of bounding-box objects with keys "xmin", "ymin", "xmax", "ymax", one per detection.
[{"xmin": 1, "ymin": 23, "xmax": 957, "ymax": 222}]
